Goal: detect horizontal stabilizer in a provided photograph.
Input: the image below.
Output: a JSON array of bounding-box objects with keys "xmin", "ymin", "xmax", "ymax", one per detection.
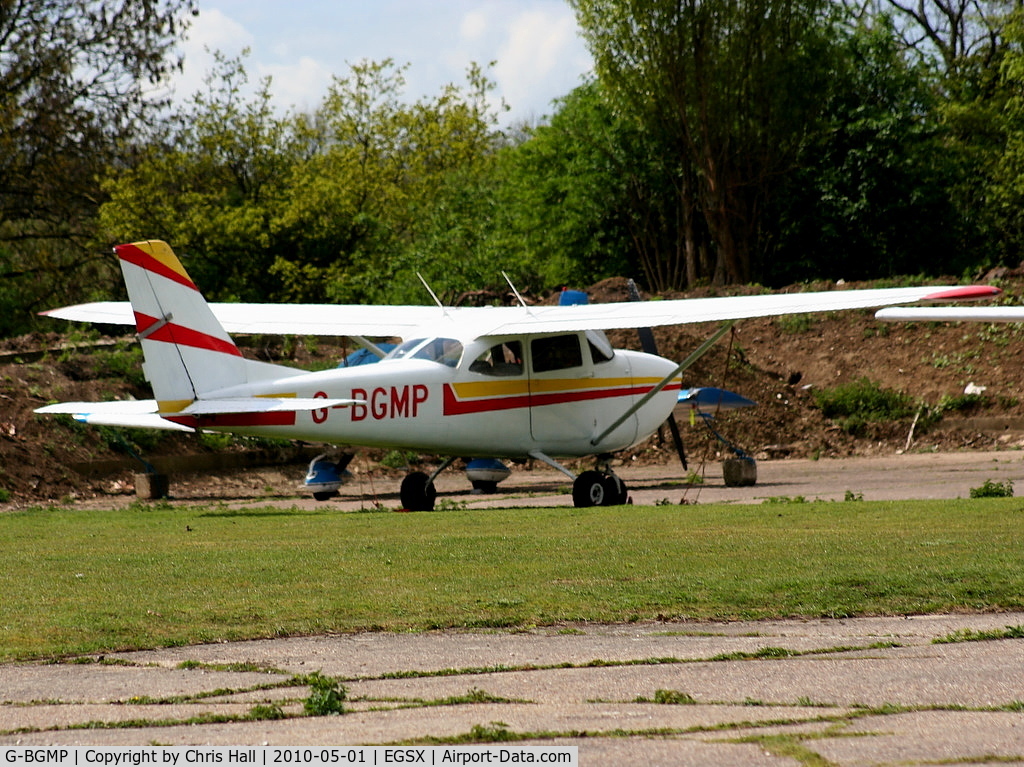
[
  {"xmin": 35, "ymin": 396, "xmax": 359, "ymax": 430},
  {"xmin": 34, "ymin": 400, "xmax": 195, "ymax": 431},
  {"xmin": 678, "ymin": 387, "xmax": 756, "ymax": 411},
  {"xmin": 41, "ymin": 302, "xmax": 135, "ymax": 325}
]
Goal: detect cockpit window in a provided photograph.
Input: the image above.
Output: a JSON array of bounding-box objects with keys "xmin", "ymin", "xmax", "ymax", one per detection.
[
  {"xmin": 385, "ymin": 337, "xmax": 463, "ymax": 367},
  {"xmin": 469, "ymin": 341, "xmax": 523, "ymax": 376},
  {"xmin": 386, "ymin": 338, "xmax": 428, "ymax": 361}
]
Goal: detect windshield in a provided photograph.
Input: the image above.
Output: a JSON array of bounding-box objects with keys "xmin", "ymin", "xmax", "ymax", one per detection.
[{"xmin": 384, "ymin": 337, "xmax": 463, "ymax": 367}]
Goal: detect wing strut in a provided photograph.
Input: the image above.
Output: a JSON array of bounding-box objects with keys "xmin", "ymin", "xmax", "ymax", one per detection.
[
  {"xmin": 528, "ymin": 450, "xmax": 578, "ymax": 480},
  {"xmin": 351, "ymin": 335, "xmax": 389, "ymax": 359},
  {"xmin": 591, "ymin": 320, "xmax": 738, "ymax": 447}
]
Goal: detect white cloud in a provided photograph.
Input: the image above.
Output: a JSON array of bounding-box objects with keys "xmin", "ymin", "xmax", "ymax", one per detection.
[
  {"xmin": 260, "ymin": 56, "xmax": 333, "ymax": 113},
  {"xmin": 171, "ymin": 8, "xmax": 255, "ymax": 101},
  {"xmin": 494, "ymin": 7, "xmax": 591, "ymax": 121},
  {"xmin": 460, "ymin": 10, "xmax": 489, "ymax": 41},
  {"xmin": 165, "ymin": 2, "xmax": 592, "ymax": 124}
]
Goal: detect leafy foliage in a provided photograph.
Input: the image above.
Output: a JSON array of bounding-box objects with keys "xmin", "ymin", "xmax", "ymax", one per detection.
[
  {"xmin": 5, "ymin": 0, "xmax": 1024, "ymax": 334},
  {"xmin": 0, "ymin": 0, "xmax": 196, "ymax": 335},
  {"xmin": 969, "ymin": 479, "xmax": 1014, "ymax": 498},
  {"xmin": 300, "ymin": 671, "xmax": 346, "ymax": 716},
  {"xmin": 771, "ymin": 22, "xmax": 977, "ymax": 283},
  {"xmin": 493, "ymin": 82, "xmax": 639, "ymax": 289},
  {"xmin": 812, "ymin": 378, "xmax": 915, "ymax": 434}
]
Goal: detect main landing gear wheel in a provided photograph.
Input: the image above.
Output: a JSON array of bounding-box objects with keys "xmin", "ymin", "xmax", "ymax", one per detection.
[
  {"xmin": 400, "ymin": 471, "xmax": 437, "ymax": 511},
  {"xmin": 572, "ymin": 470, "xmax": 628, "ymax": 507},
  {"xmin": 602, "ymin": 473, "xmax": 629, "ymax": 505}
]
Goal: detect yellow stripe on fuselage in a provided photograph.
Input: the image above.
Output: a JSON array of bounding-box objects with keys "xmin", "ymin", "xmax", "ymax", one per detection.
[{"xmin": 450, "ymin": 376, "xmax": 666, "ymax": 400}]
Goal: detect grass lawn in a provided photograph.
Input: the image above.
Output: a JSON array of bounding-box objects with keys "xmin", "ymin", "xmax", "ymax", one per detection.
[{"xmin": 1, "ymin": 498, "xmax": 1022, "ymax": 661}]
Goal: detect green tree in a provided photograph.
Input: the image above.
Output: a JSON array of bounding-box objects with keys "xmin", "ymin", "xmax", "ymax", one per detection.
[
  {"xmin": 100, "ymin": 51, "xmax": 299, "ymax": 301},
  {"xmin": 271, "ymin": 60, "xmax": 506, "ymax": 304},
  {"xmin": 0, "ymin": 0, "xmax": 196, "ymax": 335},
  {"xmin": 771, "ymin": 21, "xmax": 974, "ymax": 282},
  {"xmin": 101, "ymin": 57, "xmax": 507, "ymax": 306},
  {"xmin": 493, "ymin": 81, "xmax": 640, "ymax": 290},
  {"xmin": 859, "ymin": 1, "xmax": 1018, "ymax": 271},
  {"xmin": 984, "ymin": 8, "xmax": 1024, "ymax": 265},
  {"xmin": 571, "ymin": 0, "xmax": 842, "ymax": 287}
]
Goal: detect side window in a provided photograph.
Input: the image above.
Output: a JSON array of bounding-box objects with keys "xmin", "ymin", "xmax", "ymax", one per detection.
[
  {"xmin": 469, "ymin": 342, "xmax": 523, "ymax": 376},
  {"xmin": 532, "ymin": 334, "xmax": 583, "ymax": 373}
]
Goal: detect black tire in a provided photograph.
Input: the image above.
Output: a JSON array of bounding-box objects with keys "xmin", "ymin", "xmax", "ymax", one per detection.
[
  {"xmin": 312, "ymin": 490, "xmax": 338, "ymax": 501},
  {"xmin": 400, "ymin": 471, "xmax": 437, "ymax": 511},
  {"xmin": 573, "ymin": 470, "xmax": 607, "ymax": 507},
  {"xmin": 602, "ymin": 474, "xmax": 628, "ymax": 505}
]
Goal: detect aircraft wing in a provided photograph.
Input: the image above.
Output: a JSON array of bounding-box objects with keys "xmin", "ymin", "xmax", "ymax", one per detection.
[
  {"xmin": 876, "ymin": 306, "xmax": 1024, "ymax": 323},
  {"xmin": 455, "ymin": 286, "xmax": 999, "ymax": 338},
  {"xmin": 44, "ymin": 285, "xmax": 999, "ymax": 341},
  {"xmin": 42, "ymin": 301, "xmax": 444, "ymax": 338}
]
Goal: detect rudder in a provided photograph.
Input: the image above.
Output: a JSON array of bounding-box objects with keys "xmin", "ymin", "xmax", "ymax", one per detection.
[{"xmin": 116, "ymin": 240, "xmax": 247, "ymax": 411}]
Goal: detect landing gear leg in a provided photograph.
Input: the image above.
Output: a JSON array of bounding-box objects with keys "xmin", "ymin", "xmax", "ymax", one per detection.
[
  {"xmin": 593, "ymin": 454, "xmax": 628, "ymax": 506},
  {"xmin": 305, "ymin": 451, "xmax": 354, "ymax": 501},
  {"xmin": 527, "ymin": 450, "xmax": 630, "ymax": 508}
]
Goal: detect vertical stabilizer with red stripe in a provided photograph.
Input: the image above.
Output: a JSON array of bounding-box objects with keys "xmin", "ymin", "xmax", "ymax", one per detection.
[{"xmin": 116, "ymin": 240, "xmax": 252, "ymax": 411}]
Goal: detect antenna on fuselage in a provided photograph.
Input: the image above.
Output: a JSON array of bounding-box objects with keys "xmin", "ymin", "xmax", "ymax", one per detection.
[
  {"xmin": 501, "ymin": 272, "xmax": 531, "ymax": 311},
  {"xmin": 417, "ymin": 273, "xmax": 448, "ymax": 314}
]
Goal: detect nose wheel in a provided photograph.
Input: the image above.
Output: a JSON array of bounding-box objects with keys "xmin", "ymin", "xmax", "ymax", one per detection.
[{"xmin": 572, "ymin": 469, "xmax": 628, "ymax": 507}]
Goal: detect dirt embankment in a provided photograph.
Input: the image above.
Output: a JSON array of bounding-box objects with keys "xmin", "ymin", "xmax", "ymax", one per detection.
[{"xmin": 4, "ymin": 275, "xmax": 1024, "ymax": 505}]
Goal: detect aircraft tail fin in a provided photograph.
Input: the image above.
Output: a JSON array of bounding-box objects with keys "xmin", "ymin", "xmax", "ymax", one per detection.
[{"xmin": 115, "ymin": 240, "xmax": 294, "ymax": 411}]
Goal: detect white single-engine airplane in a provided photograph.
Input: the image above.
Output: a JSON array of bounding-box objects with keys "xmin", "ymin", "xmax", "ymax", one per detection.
[{"xmin": 36, "ymin": 240, "xmax": 1000, "ymax": 508}]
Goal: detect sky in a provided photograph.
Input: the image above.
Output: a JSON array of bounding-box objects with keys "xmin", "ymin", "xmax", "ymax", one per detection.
[{"xmin": 170, "ymin": 1, "xmax": 595, "ymax": 125}]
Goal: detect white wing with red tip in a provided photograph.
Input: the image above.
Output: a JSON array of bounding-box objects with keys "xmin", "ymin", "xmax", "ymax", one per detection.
[{"xmin": 45, "ymin": 285, "xmax": 1001, "ymax": 341}]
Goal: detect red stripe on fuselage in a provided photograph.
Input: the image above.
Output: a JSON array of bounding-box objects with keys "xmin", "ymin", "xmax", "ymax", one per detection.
[
  {"xmin": 442, "ymin": 382, "xmax": 681, "ymax": 416},
  {"xmin": 443, "ymin": 385, "xmax": 531, "ymax": 415},
  {"xmin": 116, "ymin": 243, "xmax": 199, "ymax": 291},
  {"xmin": 134, "ymin": 312, "xmax": 242, "ymax": 357},
  {"xmin": 165, "ymin": 411, "xmax": 296, "ymax": 428}
]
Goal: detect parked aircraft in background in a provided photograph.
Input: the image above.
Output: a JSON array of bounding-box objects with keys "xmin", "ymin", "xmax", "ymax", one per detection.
[
  {"xmin": 35, "ymin": 241, "xmax": 1000, "ymax": 508},
  {"xmin": 876, "ymin": 306, "xmax": 1024, "ymax": 323}
]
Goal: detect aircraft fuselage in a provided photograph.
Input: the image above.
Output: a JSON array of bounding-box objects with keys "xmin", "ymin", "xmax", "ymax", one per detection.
[{"xmin": 167, "ymin": 332, "xmax": 680, "ymax": 459}]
